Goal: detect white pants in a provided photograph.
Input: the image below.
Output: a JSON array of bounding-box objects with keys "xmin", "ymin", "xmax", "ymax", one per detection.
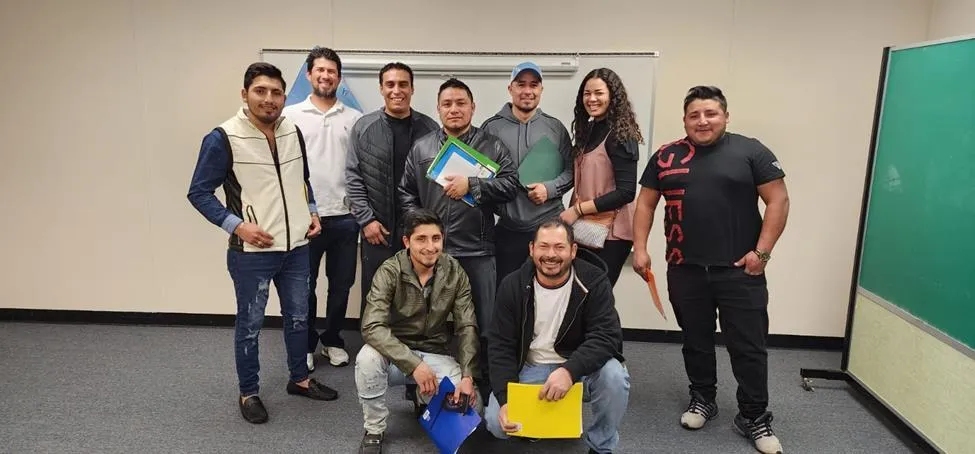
[{"xmin": 355, "ymin": 344, "xmax": 480, "ymax": 434}]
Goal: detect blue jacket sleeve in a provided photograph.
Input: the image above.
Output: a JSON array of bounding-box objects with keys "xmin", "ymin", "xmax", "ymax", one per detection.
[{"xmin": 187, "ymin": 129, "xmax": 243, "ymax": 234}]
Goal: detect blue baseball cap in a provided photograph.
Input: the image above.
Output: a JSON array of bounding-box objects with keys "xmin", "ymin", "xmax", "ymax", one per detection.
[{"xmin": 511, "ymin": 61, "xmax": 543, "ymax": 82}]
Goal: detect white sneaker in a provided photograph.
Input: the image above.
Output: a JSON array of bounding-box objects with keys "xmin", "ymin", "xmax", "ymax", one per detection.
[
  {"xmin": 322, "ymin": 346, "xmax": 349, "ymax": 367},
  {"xmin": 306, "ymin": 353, "xmax": 315, "ymax": 372},
  {"xmin": 734, "ymin": 412, "xmax": 783, "ymax": 454},
  {"xmin": 681, "ymin": 393, "xmax": 718, "ymax": 430}
]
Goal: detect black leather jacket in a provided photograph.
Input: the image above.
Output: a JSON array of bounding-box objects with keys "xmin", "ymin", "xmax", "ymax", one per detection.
[
  {"xmin": 398, "ymin": 126, "xmax": 519, "ymax": 257},
  {"xmin": 345, "ymin": 109, "xmax": 440, "ymax": 234}
]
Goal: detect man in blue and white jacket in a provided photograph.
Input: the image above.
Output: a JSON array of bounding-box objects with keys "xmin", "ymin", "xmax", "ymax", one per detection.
[{"xmin": 187, "ymin": 62, "xmax": 338, "ymax": 425}]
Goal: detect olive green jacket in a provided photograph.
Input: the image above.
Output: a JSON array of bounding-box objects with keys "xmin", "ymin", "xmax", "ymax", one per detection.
[{"xmin": 360, "ymin": 249, "xmax": 480, "ymax": 378}]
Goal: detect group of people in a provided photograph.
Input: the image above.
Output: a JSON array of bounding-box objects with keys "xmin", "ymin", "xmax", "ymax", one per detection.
[{"xmin": 187, "ymin": 46, "xmax": 790, "ymax": 454}]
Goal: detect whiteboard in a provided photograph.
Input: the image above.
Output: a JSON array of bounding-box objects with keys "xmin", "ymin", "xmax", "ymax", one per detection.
[{"xmin": 261, "ymin": 50, "xmax": 659, "ymax": 174}]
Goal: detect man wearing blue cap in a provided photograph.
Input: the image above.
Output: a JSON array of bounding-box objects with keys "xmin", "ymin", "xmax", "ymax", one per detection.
[{"xmin": 481, "ymin": 62, "xmax": 574, "ymax": 284}]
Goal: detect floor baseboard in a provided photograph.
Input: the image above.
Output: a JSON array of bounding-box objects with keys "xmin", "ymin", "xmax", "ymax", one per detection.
[{"xmin": 0, "ymin": 308, "xmax": 843, "ymax": 351}]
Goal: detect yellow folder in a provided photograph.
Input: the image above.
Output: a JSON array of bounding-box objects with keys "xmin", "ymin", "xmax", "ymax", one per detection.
[{"xmin": 506, "ymin": 382, "xmax": 583, "ymax": 439}]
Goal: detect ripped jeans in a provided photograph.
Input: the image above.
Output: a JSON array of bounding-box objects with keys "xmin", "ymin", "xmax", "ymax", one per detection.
[
  {"xmin": 227, "ymin": 245, "xmax": 311, "ymax": 396},
  {"xmin": 355, "ymin": 344, "xmax": 481, "ymax": 434}
]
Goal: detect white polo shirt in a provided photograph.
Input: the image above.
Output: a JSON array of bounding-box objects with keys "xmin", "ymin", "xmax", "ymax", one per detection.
[{"xmin": 282, "ymin": 97, "xmax": 362, "ymax": 216}]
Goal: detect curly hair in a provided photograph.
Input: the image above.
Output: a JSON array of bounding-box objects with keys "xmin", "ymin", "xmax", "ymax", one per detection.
[{"xmin": 571, "ymin": 68, "xmax": 644, "ymax": 156}]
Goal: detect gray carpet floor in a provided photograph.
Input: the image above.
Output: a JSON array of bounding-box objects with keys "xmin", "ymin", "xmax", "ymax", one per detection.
[{"xmin": 0, "ymin": 322, "xmax": 919, "ymax": 453}]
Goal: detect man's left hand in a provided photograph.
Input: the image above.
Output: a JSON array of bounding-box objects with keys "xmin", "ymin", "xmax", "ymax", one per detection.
[
  {"xmin": 538, "ymin": 367, "xmax": 573, "ymax": 402},
  {"xmin": 306, "ymin": 216, "xmax": 321, "ymax": 238},
  {"xmin": 443, "ymin": 176, "xmax": 470, "ymax": 200},
  {"xmin": 452, "ymin": 376, "xmax": 477, "ymax": 407},
  {"xmin": 734, "ymin": 250, "xmax": 766, "ymax": 275}
]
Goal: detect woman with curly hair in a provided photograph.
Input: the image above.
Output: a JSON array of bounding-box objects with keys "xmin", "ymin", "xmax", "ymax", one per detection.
[{"xmin": 560, "ymin": 68, "xmax": 643, "ymax": 287}]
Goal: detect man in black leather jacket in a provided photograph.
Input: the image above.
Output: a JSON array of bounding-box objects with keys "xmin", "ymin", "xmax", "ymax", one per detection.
[{"xmin": 399, "ymin": 78, "xmax": 519, "ymax": 400}]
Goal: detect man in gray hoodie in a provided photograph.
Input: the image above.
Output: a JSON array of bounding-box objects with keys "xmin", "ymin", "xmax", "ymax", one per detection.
[{"xmin": 481, "ymin": 62, "xmax": 574, "ymax": 284}]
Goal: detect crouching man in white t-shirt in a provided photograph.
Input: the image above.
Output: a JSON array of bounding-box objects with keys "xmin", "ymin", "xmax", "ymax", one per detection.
[{"xmin": 485, "ymin": 217, "xmax": 630, "ymax": 454}]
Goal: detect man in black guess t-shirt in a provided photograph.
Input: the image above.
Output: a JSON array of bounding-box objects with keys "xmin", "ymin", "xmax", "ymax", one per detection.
[{"xmin": 632, "ymin": 86, "xmax": 790, "ymax": 454}]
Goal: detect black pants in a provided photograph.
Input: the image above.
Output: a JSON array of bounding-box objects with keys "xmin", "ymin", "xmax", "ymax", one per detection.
[
  {"xmin": 307, "ymin": 214, "xmax": 359, "ymax": 351},
  {"xmin": 666, "ymin": 264, "xmax": 770, "ymax": 419},
  {"xmin": 358, "ymin": 237, "xmax": 404, "ymax": 319},
  {"xmin": 494, "ymin": 225, "xmax": 535, "ymax": 286},
  {"xmin": 456, "ymin": 255, "xmax": 497, "ymax": 404},
  {"xmin": 581, "ymin": 239, "xmax": 632, "ymax": 287}
]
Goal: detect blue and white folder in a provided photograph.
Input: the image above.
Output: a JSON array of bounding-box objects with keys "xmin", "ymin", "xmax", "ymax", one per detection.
[{"xmin": 426, "ymin": 136, "xmax": 500, "ymax": 207}]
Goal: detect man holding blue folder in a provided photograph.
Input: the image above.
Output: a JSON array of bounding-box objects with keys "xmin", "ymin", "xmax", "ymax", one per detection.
[
  {"xmin": 399, "ymin": 78, "xmax": 520, "ymax": 402},
  {"xmin": 481, "ymin": 62, "xmax": 574, "ymax": 285}
]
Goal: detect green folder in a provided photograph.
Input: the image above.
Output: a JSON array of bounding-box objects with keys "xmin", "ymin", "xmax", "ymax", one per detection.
[{"xmin": 518, "ymin": 136, "xmax": 563, "ymax": 186}]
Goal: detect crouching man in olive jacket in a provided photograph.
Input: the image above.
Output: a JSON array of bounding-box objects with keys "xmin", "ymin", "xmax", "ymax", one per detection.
[{"xmin": 355, "ymin": 208, "xmax": 481, "ymax": 454}]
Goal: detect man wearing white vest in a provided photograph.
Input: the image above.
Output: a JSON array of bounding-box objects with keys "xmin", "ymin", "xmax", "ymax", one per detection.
[
  {"xmin": 188, "ymin": 62, "xmax": 339, "ymax": 425},
  {"xmin": 283, "ymin": 47, "xmax": 363, "ymax": 372}
]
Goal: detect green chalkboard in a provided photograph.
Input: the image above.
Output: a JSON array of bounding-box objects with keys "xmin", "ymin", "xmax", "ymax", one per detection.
[{"xmin": 857, "ymin": 37, "xmax": 975, "ymax": 351}]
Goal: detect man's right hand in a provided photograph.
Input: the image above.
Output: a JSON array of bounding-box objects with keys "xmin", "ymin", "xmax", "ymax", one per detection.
[
  {"xmin": 632, "ymin": 248, "xmax": 651, "ymax": 276},
  {"xmin": 411, "ymin": 361, "xmax": 438, "ymax": 397},
  {"xmin": 235, "ymin": 222, "xmax": 274, "ymax": 248},
  {"xmin": 498, "ymin": 403, "xmax": 521, "ymax": 433},
  {"xmin": 363, "ymin": 220, "xmax": 389, "ymax": 246}
]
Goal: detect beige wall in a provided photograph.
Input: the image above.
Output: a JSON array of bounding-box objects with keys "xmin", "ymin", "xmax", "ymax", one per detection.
[
  {"xmin": 0, "ymin": 0, "xmax": 933, "ymax": 336},
  {"xmin": 928, "ymin": 0, "xmax": 975, "ymax": 39}
]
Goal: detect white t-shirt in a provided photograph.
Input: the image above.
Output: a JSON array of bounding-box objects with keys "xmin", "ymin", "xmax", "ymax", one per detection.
[
  {"xmin": 528, "ymin": 271, "xmax": 574, "ymax": 365},
  {"xmin": 282, "ymin": 98, "xmax": 362, "ymax": 216}
]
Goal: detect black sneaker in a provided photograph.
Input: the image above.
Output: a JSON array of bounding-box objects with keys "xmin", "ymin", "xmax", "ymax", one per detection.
[
  {"xmin": 286, "ymin": 378, "xmax": 338, "ymax": 401},
  {"xmin": 239, "ymin": 395, "xmax": 268, "ymax": 424},
  {"xmin": 733, "ymin": 412, "xmax": 783, "ymax": 454},
  {"xmin": 680, "ymin": 391, "xmax": 718, "ymax": 430},
  {"xmin": 359, "ymin": 432, "xmax": 383, "ymax": 454}
]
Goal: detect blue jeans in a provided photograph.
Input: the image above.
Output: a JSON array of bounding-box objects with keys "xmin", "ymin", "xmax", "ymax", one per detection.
[
  {"xmin": 307, "ymin": 214, "xmax": 359, "ymax": 350},
  {"xmin": 485, "ymin": 359, "xmax": 630, "ymax": 454},
  {"xmin": 227, "ymin": 245, "xmax": 311, "ymax": 396}
]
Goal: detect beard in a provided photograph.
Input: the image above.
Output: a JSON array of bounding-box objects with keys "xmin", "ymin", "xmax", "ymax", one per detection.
[
  {"xmin": 313, "ymin": 86, "xmax": 337, "ymax": 99},
  {"xmin": 513, "ymin": 100, "xmax": 537, "ymax": 113},
  {"xmin": 536, "ymin": 257, "xmax": 571, "ymax": 280}
]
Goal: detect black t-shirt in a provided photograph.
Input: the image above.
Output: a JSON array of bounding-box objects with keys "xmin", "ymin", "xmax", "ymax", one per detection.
[
  {"xmin": 386, "ymin": 112, "xmax": 412, "ymax": 194},
  {"xmin": 639, "ymin": 132, "xmax": 785, "ymax": 266}
]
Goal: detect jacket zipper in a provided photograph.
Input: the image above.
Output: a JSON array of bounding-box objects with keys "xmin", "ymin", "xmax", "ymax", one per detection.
[
  {"xmin": 518, "ymin": 283, "xmax": 530, "ymax": 369},
  {"xmin": 554, "ymin": 287, "xmax": 587, "ymax": 347},
  {"xmin": 268, "ymin": 136, "xmax": 292, "ymax": 251}
]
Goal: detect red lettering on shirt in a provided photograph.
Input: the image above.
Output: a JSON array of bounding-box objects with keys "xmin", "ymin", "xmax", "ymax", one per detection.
[
  {"xmin": 667, "ymin": 248, "xmax": 684, "ymax": 264},
  {"xmin": 667, "ymin": 223, "xmax": 684, "ymax": 242},
  {"xmin": 665, "ymin": 200, "xmax": 683, "ymax": 222},
  {"xmin": 654, "ymin": 138, "xmax": 696, "ymax": 265},
  {"xmin": 658, "ymin": 168, "xmax": 690, "ymax": 178}
]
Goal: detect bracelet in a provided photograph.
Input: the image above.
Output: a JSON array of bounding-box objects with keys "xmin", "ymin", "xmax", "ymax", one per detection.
[{"xmin": 575, "ymin": 204, "xmax": 584, "ymax": 216}]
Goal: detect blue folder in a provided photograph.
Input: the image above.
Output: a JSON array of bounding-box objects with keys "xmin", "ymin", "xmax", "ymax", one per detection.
[{"xmin": 418, "ymin": 376, "xmax": 482, "ymax": 453}]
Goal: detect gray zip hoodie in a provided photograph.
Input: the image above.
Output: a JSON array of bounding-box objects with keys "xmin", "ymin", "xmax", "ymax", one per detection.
[{"xmin": 480, "ymin": 103, "xmax": 574, "ymax": 232}]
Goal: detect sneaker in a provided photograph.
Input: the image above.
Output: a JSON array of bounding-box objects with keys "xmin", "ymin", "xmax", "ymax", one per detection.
[
  {"xmin": 286, "ymin": 378, "xmax": 338, "ymax": 401},
  {"xmin": 733, "ymin": 412, "xmax": 783, "ymax": 454},
  {"xmin": 322, "ymin": 346, "xmax": 350, "ymax": 367},
  {"xmin": 306, "ymin": 353, "xmax": 315, "ymax": 372},
  {"xmin": 238, "ymin": 395, "xmax": 268, "ymax": 424},
  {"xmin": 680, "ymin": 392, "xmax": 718, "ymax": 430},
  {"xmin": 405, "ymin": 384, "xmax": 427, "ymax": 417},
  {"xmin": 359, "ymin": 432, "xmax": 383, "ymax": 454}
]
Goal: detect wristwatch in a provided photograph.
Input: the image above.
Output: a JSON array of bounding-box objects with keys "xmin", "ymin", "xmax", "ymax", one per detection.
[{"xmin": 753, "ymin": 249, "xmax": 771, "ymax": 262}]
